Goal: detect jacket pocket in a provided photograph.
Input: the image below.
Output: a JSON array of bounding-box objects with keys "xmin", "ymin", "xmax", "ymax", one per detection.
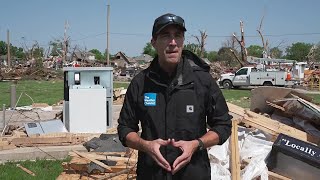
[{"xmin": 173, "ymin": 88, "xmax": 201, "ymax": 140}]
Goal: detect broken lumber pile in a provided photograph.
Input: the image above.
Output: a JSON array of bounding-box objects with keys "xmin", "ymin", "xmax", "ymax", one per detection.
[
  {"xmin": 57, "ymin": 149, "xmax": 137, "ymax": 180},
  {"xmin": 250, "ymin": 87, "xmax": 320, "ymax": 142},
  {"xmin": 227, "ymin": 98, "xmax": 320, "ymax": 179},
  {"xmin": 228, "ymin": 102, "xmax": 320, "ymax": 145},
  {"xmin": 113, "ymin": 87, "xmax": 127, "ymax": 105},
  {"xmin": 303, "ymin": 69, "xmax": 320, "ymax": 90},
  {"xmin": 0, "ymin": 132, "xmax": 100, "ymax": 149}
]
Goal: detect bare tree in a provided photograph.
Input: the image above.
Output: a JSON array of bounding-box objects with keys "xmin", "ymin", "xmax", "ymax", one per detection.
[
  {"xmin": 257, "ymin": 15, "xmax": 269, "ymax": 57},
  {"xmin": 193, "ymin": 30, "xmax": 207, "ymax": 58},
  {"xmin": 230, "ymin": 49, "xmax": 245, "ymax": 67},
  {"xmin": 222, "ymin": 35, "xmax": 238, "ymax": 50},
  {"xmin": 233, "ymin": 20, "xmax": 248, "ymax": 66},
  {"xmin": 20, "ymin": 38, "xmax": 41, "ymax": 61}
]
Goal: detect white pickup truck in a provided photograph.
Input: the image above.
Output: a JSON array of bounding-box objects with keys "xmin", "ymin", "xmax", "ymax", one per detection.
[{"xmin": 218, "ymin": 66, "xmax": 296, "ymax": 89}]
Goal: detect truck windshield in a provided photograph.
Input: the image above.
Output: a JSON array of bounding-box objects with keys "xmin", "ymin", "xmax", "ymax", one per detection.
[{"xmin": 235, "ymin": 68, "xmax": 248, "ymax": 76}]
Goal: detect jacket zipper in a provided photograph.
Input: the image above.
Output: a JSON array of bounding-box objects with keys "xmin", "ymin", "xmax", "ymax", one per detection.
[{"xmin": 165, "ymin": 83, "xmax": 174, "ymax": 180}]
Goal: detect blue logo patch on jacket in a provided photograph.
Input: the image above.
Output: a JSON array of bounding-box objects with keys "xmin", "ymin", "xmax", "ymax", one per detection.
[{"xmin": 144, "ymin": 93, "xmax": 157, "ymax": 106}]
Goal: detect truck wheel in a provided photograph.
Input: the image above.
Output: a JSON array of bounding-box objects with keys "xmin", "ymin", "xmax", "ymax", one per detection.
[
  {"xmin": 263, "ymin": 81, "xmax": 273, "ymax": 86},
  {"xmin": 222, "ymin": 80, "xmax": 232, "ymax": 89}
]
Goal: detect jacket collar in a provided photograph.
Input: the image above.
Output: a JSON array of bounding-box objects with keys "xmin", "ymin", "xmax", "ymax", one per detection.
[{"xmin": 146, "ymin": 50, "xmax": 209, "ymax": 87}]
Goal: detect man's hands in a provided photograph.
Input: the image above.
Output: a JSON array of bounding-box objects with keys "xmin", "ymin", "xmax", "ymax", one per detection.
[
  {"xmin": 142, "ymin": 139, "xmax": 172, "ymax": 172},
  {"xmin": 142, "ymin": 138, "xmax": 199, "ymax": 174},
  {"xmin": 171, "ymin": 139, "xmax": 198, "ymax": 174}
]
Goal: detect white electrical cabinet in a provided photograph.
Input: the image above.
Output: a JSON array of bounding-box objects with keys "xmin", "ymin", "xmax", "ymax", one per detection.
[{"xmin": 63, "ymin": 67, "xmax": 113, "ymax": 133}]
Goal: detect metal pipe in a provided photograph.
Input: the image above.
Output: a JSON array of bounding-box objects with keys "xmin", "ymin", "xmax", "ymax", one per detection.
[
  {"xmin": 1, "ymin": 104, "xmax": 5, "ymax": 130},
  {"xmin": 10, "ymin": 83, "xmax": 16, "ymax": 110}
]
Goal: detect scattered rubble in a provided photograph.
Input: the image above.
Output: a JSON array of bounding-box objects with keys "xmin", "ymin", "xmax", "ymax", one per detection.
[
  {"xmin": 209, "ymin": 61, "xmax": 238, "ymax": 80},
  {"xmin": 1, "ymin": 67, "xmax": 63, "ymax": 81},
  {"xmin": 0, "ymin": 86, "xmax": 319, "ymax": 179}
]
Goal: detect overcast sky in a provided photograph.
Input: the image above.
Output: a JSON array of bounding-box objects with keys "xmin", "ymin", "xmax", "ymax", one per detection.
[{"xmin": 1, "ymin": 0, "xmax": 320, "ymax": 57}]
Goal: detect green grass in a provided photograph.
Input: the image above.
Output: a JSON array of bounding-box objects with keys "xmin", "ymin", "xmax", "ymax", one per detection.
[
  {"xmin": 306, "ymin": 94, "xmax": 320, "ymax": 105},
  {"xmin": 1, "ymin": 80, "xmax": 320, "ymax": 108},
  {"xmin": 0, "ymin": 80, "xmax": 63, "ymax": 108},
  {"xmin": 113, "ymin": 82, "xmax": 130, "ymax": 89},
  {"xmin": 0, "ymin": 158, "xmax": 70, "ymax": 180},
  {"xmin": 221, "ymin": 89, "xmax": 320, "ymax": 108},
  {"xmin": 222, "ymin": 89, "xmax": 251, "ymax": 108}
]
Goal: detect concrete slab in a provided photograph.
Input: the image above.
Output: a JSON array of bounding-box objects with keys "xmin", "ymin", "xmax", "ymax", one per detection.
[{"xmin": 0, "ymin": 145, "xmax": 87, "ymax": 163}]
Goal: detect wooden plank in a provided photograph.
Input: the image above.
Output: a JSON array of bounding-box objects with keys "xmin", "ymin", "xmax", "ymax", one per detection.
[
  {"xmin": 227, "ymin": 103, "xmax": 320, "ymax": 145},
  {"xmin": 72, "ymin": 150, "xmax": 112, "ymax": 172},
  {"xmin": 32, "ymin": 103, "xmax": 49, "ymax": 108},
  {"xmin": 12, "ymin": 130, "xmax": 28, "ymax": 138},
  {"xmin": 28, "ymin": 132, "xmax": 100, "ymax": 138},
  {"xmin": 106, "ymin": 127, "xmax": 117, "ymax": 134},
  {"xmin": 266, "ymin": 101, "xmax": 285, "ymax": 111},
  {"xmin": 57, "ymin": 172, "xmax": 136, "ymax": 180},
  {"xmin": 101, "ymin": 167, "xmax": 135, "ymax": 180},
  {"xmin": 69, "ymin": 152, "xmax": 137, "ymax": 164},
  {"xmin": 16, "ymin": 164, "xmax": 36, "ymax": 176},
  {"xmin": 244, "ymin": 110, "xmax": 320, "ymax": 144},
  {"xmin": 227, "ymin": 103, "xmax": 246, "ymax": 117},
  {"xmin": 96, "ymin": 152, "xmax": 126, "ymax": 157},
  {"xmin": 11, "ymin": 136, "xmax": 86, "ymax": 146},
  {"xmin": 230, "ymin": 119, "xmax": 241, "ymax": 180},
  {"xmin": 63, "ymin": 162, "xmax": 135, "ymax": 173},
  {"xmin": 268, "ymin": 171, "xmax": 292, "ymax": 180}
]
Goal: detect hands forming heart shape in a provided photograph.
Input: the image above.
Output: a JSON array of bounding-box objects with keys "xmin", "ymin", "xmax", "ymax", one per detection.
[{"xmin": 144, "ymin": 138, "xmax": 199, "ymax": 175}]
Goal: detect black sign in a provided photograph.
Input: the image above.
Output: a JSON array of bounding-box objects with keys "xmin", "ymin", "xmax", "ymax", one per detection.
[{"xmin": 273, "ymin": 133, "xmax": 320, "ymax": 168}]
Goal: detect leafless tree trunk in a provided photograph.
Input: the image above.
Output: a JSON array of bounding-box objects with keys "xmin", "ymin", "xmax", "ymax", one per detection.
[
  {"xmin": 222, "ymin": 35, "xmax": 238, "ymax": 50},
  {"xmin": 230, "ymin": 49, "xmax": 245, "ymax": 67},
  {"xmin": 193, "ymin": 30, "xmax": 207, "ymax": 58},
  {"xmin": 233, "ymin": 20, "xmax": 247, "ymax": 65},
  {"xmin": 257, "ymin": 15, "xmax": 269, "ymax": 57}
]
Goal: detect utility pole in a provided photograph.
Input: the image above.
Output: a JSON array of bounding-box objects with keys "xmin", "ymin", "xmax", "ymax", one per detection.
[
  {"xmin": 63, "ymin": 20, "xmax": 69, "ymax": 65},
  {"xmin": 240, "ymin": 21, "xmax": 247, "ymax": 62},
  {"xmin": 106, "ymin": 1, "xmax": 110, "ymax": 65},
  {"xmin": 7, "ymin": 29, "xmax": 11, "ymax": 68}
]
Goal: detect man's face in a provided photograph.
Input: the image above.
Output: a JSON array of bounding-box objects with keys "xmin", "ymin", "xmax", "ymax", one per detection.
[{"xmin": 152, "ymin": 25, "xmax": 184, "ymax": 67}]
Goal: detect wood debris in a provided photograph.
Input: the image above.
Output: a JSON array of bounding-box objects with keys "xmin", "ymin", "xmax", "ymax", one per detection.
[
  {"xmin": 228, "ymin": 102, "xmax": 320, "ymax": 145},
  {"xmin": 228, "ymin": 88, "xmax": 320, "ymax": 179},
  {"xmin": 16, "ymin": 164, "xmax": 36, "ymax": 176},
  {"xmin": 0, "ymin": 132, "xmax": 100, "ymax": 149},
  {"xmin": 58, "ymin": 149, "xmax": 137, "ymax": 179}
]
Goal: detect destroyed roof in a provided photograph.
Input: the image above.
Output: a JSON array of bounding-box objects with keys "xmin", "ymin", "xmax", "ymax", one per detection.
[
  {"xmin": 72, "ymin": 51, "xmax": 95, "ymax": 61},
  {"xmin": 114, "ymin": 51, "xmax": 136, "ymax": 64},
  {"xmin": 134, "ymin": 54, "xmax": 153, "ymax": 63}
]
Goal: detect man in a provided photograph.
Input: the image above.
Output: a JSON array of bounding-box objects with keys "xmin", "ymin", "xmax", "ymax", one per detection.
[{"xmin": 118, "ymin": 13, "xmax": 232, "ymax": 180}]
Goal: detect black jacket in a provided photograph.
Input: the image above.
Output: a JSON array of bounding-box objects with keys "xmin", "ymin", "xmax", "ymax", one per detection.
[{"xmin": 118, "ymin": 50, "xmax": 232, "ymax": 180}]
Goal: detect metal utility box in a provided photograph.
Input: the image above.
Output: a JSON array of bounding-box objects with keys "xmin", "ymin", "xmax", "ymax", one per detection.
[{"xmin": 63, "ymin": 67, "xmax": 113, "ymax": 133}]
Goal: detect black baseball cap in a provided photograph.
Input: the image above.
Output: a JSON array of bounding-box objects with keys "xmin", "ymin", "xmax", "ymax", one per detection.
[{"xmin": 152, "ymin": 13, "xmax": 187, "ymax": 38}]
